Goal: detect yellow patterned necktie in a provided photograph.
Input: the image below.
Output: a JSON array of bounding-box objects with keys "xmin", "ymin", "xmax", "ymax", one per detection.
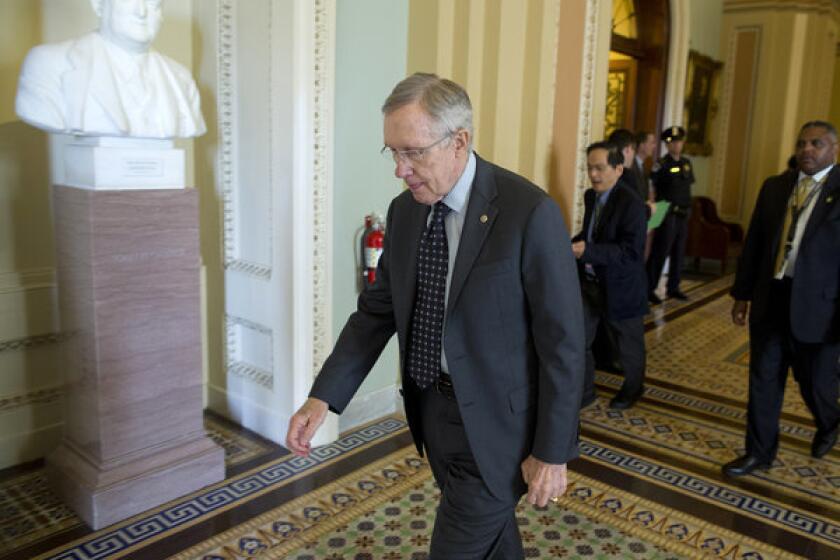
[{"xmin": 774, "ymin": 176, "xmax": 814, "ymax": 276}]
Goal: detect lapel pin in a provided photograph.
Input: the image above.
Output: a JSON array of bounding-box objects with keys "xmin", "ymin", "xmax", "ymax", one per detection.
[{"xmin": 480, "ymin": 214, "xmax": 488, "ymax": 223}]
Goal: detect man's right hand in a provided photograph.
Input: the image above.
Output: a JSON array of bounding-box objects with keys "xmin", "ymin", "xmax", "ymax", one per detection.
[
  {"xmin": 571, "ymin": 240, "xmax": 585, "ymax": 259},
  {"xmin": 285, "ymin": 397, "xmax": 329, "ymax": 456},
  {"xmin": 731, "ymin": 300, "xmax": 748, "ymax": 326}
]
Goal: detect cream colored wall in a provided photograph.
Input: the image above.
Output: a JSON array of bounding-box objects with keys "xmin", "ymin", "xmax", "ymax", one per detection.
[
  {"xmin": 687, "ymin": 0, "xmax": 724, "ymax": 198},
  {"xmin": 407, "ymin": 0, "xmax": 560, "ymax": 192},
  {"xmin": 0, "ymin": 0, "xmax": 196, "ymax": 469},
  {"xmin": 0, "ymin": 0, "xmax": 59, "ymax": 469},
  {"xmin": 831, "ymin": 48, "xmax": 840, "ymax": 126},
  {"xmin": 0, "ymin": 2, "xmax": 40, "ymax": 124},
  {"xmin": 713, "ymin": 1, "xmax": 839, "ymax": 226}
]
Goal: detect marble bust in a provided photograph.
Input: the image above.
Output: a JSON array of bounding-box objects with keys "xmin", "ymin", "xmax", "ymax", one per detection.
[{"xmin": 15, "ymin": 0, "xmax": 206, "ymax": 139}]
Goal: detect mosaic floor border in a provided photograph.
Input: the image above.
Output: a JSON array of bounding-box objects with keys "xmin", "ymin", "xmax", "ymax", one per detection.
[
  {"xmin": 170, "ymin": 446, "xmax": 800, "ymax": 560},
  {"xmin": 0, "ymin": 413, "xmax": 279, "ymax": 558},
  {"xmin": 31, "ymin": 417, "xmax": 408, "ymax": 560},
  {"xmin": 562, "ymin": 471, "xmax": 802, "ymax": 560},
  {"xmin": 168, "ymin": 447, "xmax": 428, "ymax": 559},
  {"xmin": 580, "ymin": 440, "xmax": 840, "ymax": 548},
  {"xmin": 581, "ymin": 394, "xmax": 840, "ymax": 509}
]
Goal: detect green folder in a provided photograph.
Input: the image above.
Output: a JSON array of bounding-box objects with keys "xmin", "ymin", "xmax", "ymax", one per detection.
[{"xmin": 647, "ymin": 201, "xmax": 671, "ymax": 230}]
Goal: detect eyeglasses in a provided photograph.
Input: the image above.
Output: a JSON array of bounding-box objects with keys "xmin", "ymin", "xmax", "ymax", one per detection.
[{"xmin": 380, "ymin": 133, "xmax": 452, "ymax": 163}]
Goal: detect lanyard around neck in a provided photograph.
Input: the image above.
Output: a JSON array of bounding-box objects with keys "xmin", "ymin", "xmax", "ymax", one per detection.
[{"xmin": 786, "ymin": 178, "xmax": 823, "ymax": 243}]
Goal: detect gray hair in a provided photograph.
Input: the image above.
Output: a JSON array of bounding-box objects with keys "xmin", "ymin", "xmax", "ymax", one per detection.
[{"xmin": 382, "ymin": 73, "xmax": 474, "ymax": 149}]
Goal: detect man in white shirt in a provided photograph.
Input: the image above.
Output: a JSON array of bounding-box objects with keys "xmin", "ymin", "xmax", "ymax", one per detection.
[
  {"xmin": 16, "ymin": 0, "xmax": 205, "ymax": 139},
  {"xmin": 725, "ymin": 121, "xmax": 840, "ymax": 476}
]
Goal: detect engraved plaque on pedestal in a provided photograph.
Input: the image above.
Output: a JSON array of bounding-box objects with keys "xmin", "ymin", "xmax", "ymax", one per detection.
[{"xmin": 63, "ymin": 137, "xmax": 185, "ymax": 190}]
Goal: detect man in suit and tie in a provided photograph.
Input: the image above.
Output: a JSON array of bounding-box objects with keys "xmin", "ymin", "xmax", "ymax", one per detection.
[
  {"xmin": 573, "ymin": 141, "xmax": 648, "ymax": 410},
  {"xmin": 608, "ymin": 128, "xmax": 648, "ymax": 204},
  {"xmin": 286, "ymin": 73, "xmax": 584, "ymax": 558},
  {"xmin": 724, "ymin": 121, "xmax": 840, "ymax": 477}
]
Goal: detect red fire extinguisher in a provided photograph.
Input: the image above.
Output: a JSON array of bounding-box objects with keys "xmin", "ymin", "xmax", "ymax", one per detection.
[{"xmin": 358, "ymin": 213, "xmax": 384, "ymax": 290}]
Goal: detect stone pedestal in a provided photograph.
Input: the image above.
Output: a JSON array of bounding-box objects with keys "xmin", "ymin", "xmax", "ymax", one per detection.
[{"xmin": 49, "ymin": 184, "xmax": 224, "ymax": 530}]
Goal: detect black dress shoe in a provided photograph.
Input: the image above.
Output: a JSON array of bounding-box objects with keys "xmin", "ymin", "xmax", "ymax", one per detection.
[
  {"xmin": 812, "ymin": 428, "xmax": 838, "ymax": 458},
  {"xmin": 648, "ymin": 292, "xmax": 663, "ymax": 305},
  {"xmin": 609, "ymin": 386, "xmax": 644, "ymax": 410},
  {"xmin": 722, "ymin": 455, "xmax": 771, "ymax": 477},
  {"xmin": 667, "ymin": 290, "xmax": 689, "ymax": 301}
]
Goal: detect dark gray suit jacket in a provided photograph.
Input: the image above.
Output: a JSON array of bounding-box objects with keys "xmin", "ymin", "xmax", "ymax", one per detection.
[
  {"xmin": 573, "ymin": 181, "xmax": 648, "ymax": 320},
  {"xmin": 732, "ymin": 166, "xmax": 840, "ymax": 343},
  {"xmin": 311, "ymin": 155, "xmax": 584, "ymax": 501}
]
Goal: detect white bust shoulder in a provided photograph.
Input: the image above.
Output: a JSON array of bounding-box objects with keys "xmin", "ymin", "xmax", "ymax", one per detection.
[{"xmin": 15, "ymin": 0, "xmax": 206, "ymax": 139}]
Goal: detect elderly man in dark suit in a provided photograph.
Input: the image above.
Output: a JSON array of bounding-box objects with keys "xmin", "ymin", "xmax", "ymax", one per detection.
[
  {"xmin": 573, "ymin": 141, "xmax": 648, "ymax": 410},
  {"xmin": 724, "ymin": 120, "xmax": 840, "ymax": 477},
  {"xmin": 286, "ymin": 73, "xmax": 584, "ymax": 558}
]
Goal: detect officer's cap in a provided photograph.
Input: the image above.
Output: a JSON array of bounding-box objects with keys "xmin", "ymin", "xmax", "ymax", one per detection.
[{"xmin": 661, "ymin": 126, "xmax": 686, "ymax": 143}]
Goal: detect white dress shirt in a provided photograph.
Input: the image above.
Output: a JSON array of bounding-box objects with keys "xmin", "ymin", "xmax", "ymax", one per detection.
[{"xmin": 435, "ymin": 151, "xmax": 476, "ymax": 373}]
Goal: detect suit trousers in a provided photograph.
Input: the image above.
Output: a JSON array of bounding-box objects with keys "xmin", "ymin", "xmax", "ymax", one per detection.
[
  {"xmin": 420, "ymin": 385, "xmax": 525, "ymax": 560},
  {"xmin": 647, "ymin": 210, "xmax": 689, "ymax": 294},
  {"xmin": 580, "ymin": 278, "xmax": 646, "ymax": 402},
  {"xmin": 746, "ymin": 279, "xmax": 840, "ymax": 462}
]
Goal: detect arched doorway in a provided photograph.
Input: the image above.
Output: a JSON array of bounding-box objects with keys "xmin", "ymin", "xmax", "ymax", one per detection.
[{"xmin": 605, "ymin": 0, "xmax": 670, "ymax": 136}]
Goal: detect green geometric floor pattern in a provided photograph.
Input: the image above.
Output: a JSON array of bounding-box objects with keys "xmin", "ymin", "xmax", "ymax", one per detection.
[{"xmin": 285, "ymin": 476, "xmax": 685, "ymax": 560}]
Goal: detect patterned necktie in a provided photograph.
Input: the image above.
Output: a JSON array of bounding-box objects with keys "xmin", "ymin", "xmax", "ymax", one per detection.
[
  {"xmin": 406, "ymin": 201, "xmax": 451, "ymax": 390},
  {"xmin": 588, "ymin": 197, "xmax": 605, "ymax": 243},
  {"xmin": 584, "ymin": 197, "xmax": 605, "ymax": 278},
  {"xmin": 774, "ymin": 176, "xmax": 813, "ymax": 276}
]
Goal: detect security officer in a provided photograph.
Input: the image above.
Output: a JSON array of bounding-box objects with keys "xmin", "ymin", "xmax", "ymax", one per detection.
[{"xmin": 647, "ymin": 126, "xmax": 695, "ymax": 304}]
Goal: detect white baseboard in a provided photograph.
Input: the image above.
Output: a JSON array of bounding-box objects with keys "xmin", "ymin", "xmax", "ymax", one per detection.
[
  {"xmin": 206, "ymin": 382, "xmax": 339, "ymax": 448},
  {"xmin": 207, "ymin": 383, "xmax": 289, "ymax": 444},
  {"xmin": 339, "ymin": 383, "xmax": 402, "ymax": 433}
]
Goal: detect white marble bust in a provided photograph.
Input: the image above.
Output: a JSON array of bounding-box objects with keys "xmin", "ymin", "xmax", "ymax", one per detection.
[{"xmin": 15, "ymin": 0, "xmax": 206, "ymax": 139}]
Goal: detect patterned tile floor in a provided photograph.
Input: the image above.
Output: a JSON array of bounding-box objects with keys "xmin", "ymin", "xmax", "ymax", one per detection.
[
  {"xmin": 2, "ymin": 271, "xmax": 838, "ymax": 559},
  {"xmin": 0, "ymin": 412, "xmax": 278, "ymax": 558},
  {"xmin": 173, "ymin": 447, "xmax": 797, "ymax": 560},
  {"xmin": 220, "ymin": 458, "xmax": 688, "ymax": 560}
]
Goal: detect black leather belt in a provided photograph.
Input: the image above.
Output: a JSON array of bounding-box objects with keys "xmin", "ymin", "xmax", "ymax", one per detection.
[{"xmin": 435, "ymin": 372, "xmax": 456, "ymax": 399}]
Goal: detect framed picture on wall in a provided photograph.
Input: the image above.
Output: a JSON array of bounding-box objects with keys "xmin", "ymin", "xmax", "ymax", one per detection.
[{"xmin": 683, "ymin": 50, "xmax": 723, "ymax": 156}]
